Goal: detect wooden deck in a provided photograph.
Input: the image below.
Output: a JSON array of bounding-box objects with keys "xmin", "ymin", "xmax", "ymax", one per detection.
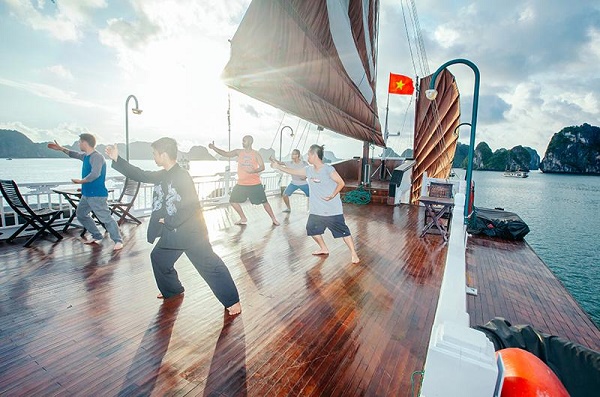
[
  {"xmin": 0, "ymin": 197, "xmax": 448, "ymax": 397},
  {"xmin": 2, "ymin": 194, "xmax": 599, "ymax": 396},
  {"xmin": 466, "ymin": 235, "xmax": 600, "ymax": 351}
]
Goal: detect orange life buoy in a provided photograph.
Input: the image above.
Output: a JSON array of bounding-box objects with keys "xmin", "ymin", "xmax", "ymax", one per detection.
[{"xmin": 496, "ymin": 348, "xmax": 569, "ymax": 397}]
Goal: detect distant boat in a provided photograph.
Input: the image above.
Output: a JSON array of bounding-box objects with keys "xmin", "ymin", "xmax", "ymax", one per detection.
[
  {"xmin": 503, "ymin": 170, "xmax": 529, "ymax": 178},
  {"xmin": 6, "ymin": 158, "xmax": 12, "ymax": 160}
]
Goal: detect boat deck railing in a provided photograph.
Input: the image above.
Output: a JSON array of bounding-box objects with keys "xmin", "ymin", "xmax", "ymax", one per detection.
[{"xmin": 0, "ymin": 171, "xmax": 289, "ymax": 233}]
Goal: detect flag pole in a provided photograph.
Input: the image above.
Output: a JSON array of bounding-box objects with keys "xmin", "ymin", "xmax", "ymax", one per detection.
[
  {"xmin": 383, "ymin": 90, "xmax": 390, "ymax": 145},
  {"xmin": 371, "ymin": 88, "xmax": 391, "ymax": 181}
]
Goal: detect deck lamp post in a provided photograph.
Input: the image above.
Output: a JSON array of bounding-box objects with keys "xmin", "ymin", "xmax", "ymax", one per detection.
[
  {"xmin": 279, "ymin": 125, "xmax": 294, "ymax": 161},
  {"xmin": 454, "ymin": 122, "xmax": 471, "ymax": 136},
  {"xmin": 426, "ymin": 59, "xmax": 480, "ymax": 223},
  {"xmin": 125, "ymin": 95, "xmax": 143, "ymax": 161}
]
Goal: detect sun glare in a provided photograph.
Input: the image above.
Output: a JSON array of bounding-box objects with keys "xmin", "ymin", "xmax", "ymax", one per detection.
[{"xmin": 127, "ymin": 33, "xmax": 233, "ymax": 143}]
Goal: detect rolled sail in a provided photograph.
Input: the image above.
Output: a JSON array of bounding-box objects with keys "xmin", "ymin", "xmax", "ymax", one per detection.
[{"xmin": 411, "ymin": 70, "xmax": 460, "ymax": 204}]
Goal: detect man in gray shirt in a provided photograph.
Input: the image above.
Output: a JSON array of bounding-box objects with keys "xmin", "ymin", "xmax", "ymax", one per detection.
[
  {"xmin": 271, "ymin": 144, "xmax": 359, "ymax": 263},
  {"xmin": 48, "ymin": 134, "xmax": 123, "ymax": 250}
]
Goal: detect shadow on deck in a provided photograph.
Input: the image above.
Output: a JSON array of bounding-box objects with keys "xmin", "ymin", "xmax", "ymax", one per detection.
[
  {"xmin": 2, "ymin": 194, "xmax": 598, "ymax": 396},
  {"xmin": 0, "ymin": 196, "xmax": 447, "ymax": 396}
]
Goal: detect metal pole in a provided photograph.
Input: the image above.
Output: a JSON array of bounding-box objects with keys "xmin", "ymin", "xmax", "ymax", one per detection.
[
  {"xmin": 383, "ymin": 91, "xmax": 390, "ymax": 145},
  {"xmin": 428, "ymin": 59, "xmax": 480, "ymax": 223},
  {"xmin": 125, "ymin": 95, "xmax": 141, "ymax": 161},
  {"xmin": 280, "ymin": 126, "xmax": 293, "ymax": 161}
]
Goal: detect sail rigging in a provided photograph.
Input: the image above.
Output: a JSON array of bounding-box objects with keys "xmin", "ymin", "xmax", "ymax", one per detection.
[
  {"xmin": 223, "ymin": 0, "xmax": 460, "ymax": 205},
  {"xmin": 222, "ymin": 0, "xmax": 384, "ymax": 146}
]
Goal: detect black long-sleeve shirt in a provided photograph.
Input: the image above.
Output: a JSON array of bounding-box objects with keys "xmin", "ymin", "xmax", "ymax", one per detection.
[{"xmin": 111, "ymin": 156, "xmax": 208, "ymax": 249}]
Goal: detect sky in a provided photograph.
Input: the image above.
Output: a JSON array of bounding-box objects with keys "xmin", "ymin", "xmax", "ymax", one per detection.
[{"xmin": 1, "ymin": 0, "xmax": 599, "ymax": 160}]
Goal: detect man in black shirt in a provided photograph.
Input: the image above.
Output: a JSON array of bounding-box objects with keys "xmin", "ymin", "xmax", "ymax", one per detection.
[{"xmin": 105, "ymin": 138, "xmax": 241, "ymax": 315}]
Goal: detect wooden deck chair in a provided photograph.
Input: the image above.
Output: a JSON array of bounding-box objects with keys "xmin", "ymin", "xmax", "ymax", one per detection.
[
  {"xmin": 0, "ymin": 180, "xmax": 63, "ymax": 247},
  {"xmin": 108, "ymin": 178, "xmax": 141, "ymax": 225}
]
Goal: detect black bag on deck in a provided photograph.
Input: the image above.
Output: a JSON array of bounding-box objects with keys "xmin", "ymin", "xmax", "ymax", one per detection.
[
  {"xmin": 474, "ymin": 317, "xmax": 600, "ymax": 397},
  {"xmin": 467, "ymin": 206, "xmax": 530, "ymax": 240}
]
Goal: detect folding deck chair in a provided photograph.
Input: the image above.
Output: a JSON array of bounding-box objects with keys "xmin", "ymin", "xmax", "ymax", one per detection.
[
  {"xmin": 424, "ymin": 181, "xmax": 455, "ymax": 227},
  {"xmin": 0, "ymin": 179, "xmax": 63, "ymax": 247},
  {"xmin": 108, "ymin": 178, "xmax": 142, "ymax": 225}
]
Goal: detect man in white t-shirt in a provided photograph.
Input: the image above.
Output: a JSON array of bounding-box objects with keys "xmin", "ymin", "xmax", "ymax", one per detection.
[{"xmin": 270, "ymin": 149, "xmax": 309, "ymax": 212}]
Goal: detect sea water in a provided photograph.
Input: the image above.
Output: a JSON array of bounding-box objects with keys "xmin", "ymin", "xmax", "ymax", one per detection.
[
  {"xmin": 470, "ymin": 170, "xmax": 600, "ymax": 327},
  {"xmin": 1, "ymin": 159, "xmax": 598, "ymax": 326},
  {"xmin": 0, "ymin": 158, "xmax": 237, "ymax": 184}
]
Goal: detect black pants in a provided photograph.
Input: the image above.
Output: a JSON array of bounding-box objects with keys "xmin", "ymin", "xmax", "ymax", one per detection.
[{"xmin": 150, "ymin": 240, "xmax": 239, "ymax": 307}]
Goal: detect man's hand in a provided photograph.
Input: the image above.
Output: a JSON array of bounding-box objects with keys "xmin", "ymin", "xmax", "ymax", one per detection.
[
  {"xmin": 47, "ymin": 140, "xmax": 63, "ymax": 151},
  {"xmin": 105, "ymin": 144, "xmax": 119, "ymax": 161},
  {"xmin": 71, "ymin": 178, "xmax": 84, "ymax": 184}
]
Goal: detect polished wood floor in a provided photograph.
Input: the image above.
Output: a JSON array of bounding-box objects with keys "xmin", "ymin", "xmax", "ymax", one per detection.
[
  {"xmin": 0, "ymin": 197, "xmax": 449, "ymax": 396},
  {"xmin": 466, "ymin": 235, "xmax": 600, "ymax": 351}
]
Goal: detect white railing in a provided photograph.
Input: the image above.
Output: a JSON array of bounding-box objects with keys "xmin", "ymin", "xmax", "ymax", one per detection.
[
  {"xmin": 0, "ymin": 172, "xmax": 288, "ymax": 234},
  {"xmin": 419, "ymin": 177, "xmax": 501, "ymax": 397}
]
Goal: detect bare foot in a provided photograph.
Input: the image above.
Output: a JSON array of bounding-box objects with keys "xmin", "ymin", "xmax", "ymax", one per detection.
[
  {"xmin": 312, "ymin": 250, "xmax": 329, "ymax": 256},
  {"xmin": 351, "ymin": 255, "xmax": 360, "ymax": 264},
  {"xmin": 157, "ymin": 292, "xmax": 184, "ymax": 299},
  {"xmin": 272, "ymin": 219, "xmax": 280, "ymax": 226},
  {"xmin": 227, "ymin": 302, "xmax": 242, "ymax": 315},
  {"xmin": 234, "ymin": 219, "xmax": 247, "ymax": 225}
]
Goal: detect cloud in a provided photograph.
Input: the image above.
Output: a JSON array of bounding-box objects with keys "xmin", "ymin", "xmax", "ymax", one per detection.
[
  {"xmin": 99, "ymin": 13, "xmax": 160, "ymax": 51},
  {"xmin": 462, "ymin": 94, "xmax": 511, "ymax": 124},
  {"xmin": 0, "ymin": 77, "xmax": 108, "ymax": 109},
  {"xmin": 3, "ymin": 0, "xmax": 107, "ymax": 42},
  {"xmin": 44, "ymin": 64, "xmax": 74, "ymax": 80}
]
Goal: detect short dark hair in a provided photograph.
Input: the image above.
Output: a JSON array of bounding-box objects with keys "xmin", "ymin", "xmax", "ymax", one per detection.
[
  {"xmin": 151, "ymin": 137, "xmax": 178, "ymax": 160},
  {"xmin": 309, "ymin": 144, "xmax": 324, "ymax": 160},
  {"xmin": 79, "ymin": 133, "xmax": 96, "ymax": 147}
]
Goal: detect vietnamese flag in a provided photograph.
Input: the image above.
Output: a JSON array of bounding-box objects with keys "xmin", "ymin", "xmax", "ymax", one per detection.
[{"xmin": 388, "ymin": 73, "xmax": 414, "ymax": 95}]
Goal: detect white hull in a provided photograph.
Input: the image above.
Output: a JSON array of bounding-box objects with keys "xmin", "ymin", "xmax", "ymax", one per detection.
[{"xmin": 503, "ymin": 171, "xmax": 528, "ymax": 178}]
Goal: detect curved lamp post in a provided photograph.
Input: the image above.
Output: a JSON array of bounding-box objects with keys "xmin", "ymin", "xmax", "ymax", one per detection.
[
  {"xmin": 125, "ymin": 95, "xmax": 143, "ymax": 161},
  {"xmin": 454, "ymin": 122, "xmax": 471, "ymax": 136},
  {"xmin": 279, "ymin": 125, "xmax": 294, "ymax": 161},
  {"xmin": 426, "ymin": 59, "xmax": 480, "ymax": 223}
]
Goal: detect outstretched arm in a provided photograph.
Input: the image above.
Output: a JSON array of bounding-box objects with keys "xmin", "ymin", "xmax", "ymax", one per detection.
[
  {"xmin": 47, "ymin": 140, "xmax": 68, "ymax": 154},
  {"xmin": 271, "ymin": 161, "xmax": 307, "ymax": 177},
  {"xmin": 269, "ymin": 155, "xmax": 285, "ymax": 166},
  {"xmin": 47, "ymin": 140, "xmax": 82, "ymax": 160},
  {"xmin": 208, "ymin": 141, "xmax": 239, "ymax": 158},
  {"xmin": 105, "ymin": 144, "xmax": 164, "ymax": 184}
]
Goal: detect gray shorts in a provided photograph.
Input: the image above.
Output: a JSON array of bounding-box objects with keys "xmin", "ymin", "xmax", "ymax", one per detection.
[{"xmin": 229, "ymin": 184, "xmax": 267, "ymax": 205}]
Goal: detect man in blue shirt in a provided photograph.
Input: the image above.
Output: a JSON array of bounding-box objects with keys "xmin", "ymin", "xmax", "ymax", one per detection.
[{"xmin": 48, "ymin": 134, "xmax": 123, "ymax": 250}]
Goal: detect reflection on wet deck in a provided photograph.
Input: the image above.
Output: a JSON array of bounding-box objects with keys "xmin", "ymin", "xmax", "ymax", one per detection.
[{"xmin": 1, "ymin": 196, "xmax": 447, "ymax": 396}]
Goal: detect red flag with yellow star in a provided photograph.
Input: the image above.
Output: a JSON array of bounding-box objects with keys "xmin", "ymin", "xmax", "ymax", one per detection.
[{"xmin": 388, "ymin": 73, "xmax": 414, "ymax": 95}]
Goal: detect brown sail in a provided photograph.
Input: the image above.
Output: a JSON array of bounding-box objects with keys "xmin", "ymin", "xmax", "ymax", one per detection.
[
  {"xmin": 222, "ymin": 0, "xmax": 384, "ymax": 146},
  {"xmin": 411, "ymin": 69, "xmax": 460, "ymax": 204}
]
